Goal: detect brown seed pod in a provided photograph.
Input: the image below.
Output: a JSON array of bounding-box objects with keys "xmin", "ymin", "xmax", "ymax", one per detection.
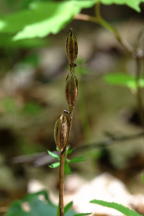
[
  {"xmin": 54, "ymin": 111, "xmax": 70, "ymax": 152},
  {"xmin": 66, "ymin": 28, "xmax": 78, "ymax": 67},
  {"xmin": 65, "ymin": 73, "xmax": 78, "ymax": 109}
]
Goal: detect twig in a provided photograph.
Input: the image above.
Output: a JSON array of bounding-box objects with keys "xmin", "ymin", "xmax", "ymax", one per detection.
[
  {"xmin": 55, "ymin": 29, "xmax": 78, "ymax": 216},
  {"xmin": 73, "ymin": 131, "xmax": 144, "ymax": 153},
  {"xmin": 58, "ymin": 151, "xmax": 65, "ymax": 216},
  {"xmin": 13, "ymin": 131, "xmax": 144, "ymax": 166},
  {"xmin": 74, "ymin": 14, "xmax": 133, "ymax": 54}
]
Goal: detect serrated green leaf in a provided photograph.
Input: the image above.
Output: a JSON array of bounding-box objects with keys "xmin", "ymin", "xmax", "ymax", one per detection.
[
  {"xmin": 0, "ymin": 0, "xmax": 142, "ymax": 42},
  {"xmin": 47, "ymin": 150, "xmax": 59, "ymax": 159},
  {"xmin": 90, "ymin": 200, "xmax": 142, "ymax": 216},
  {"xmin": 99, "ymin": 0, "xmax": 144, "ymax": 12},
  {"xmin": 64, "ymin": 201, "xmax": 73, "ymax": 214},
  {"xmin": 49, "ymin": 162, "xmax": 60, "ymax": 168},
  {"xmin": 11, "ymin": 1, "xmax": 96, "ymax": 40}
]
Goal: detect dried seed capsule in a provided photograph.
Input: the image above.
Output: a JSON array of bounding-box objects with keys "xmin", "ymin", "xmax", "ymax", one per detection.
[
  {"xmin": 66, "ymin": 29, "xmax": 78, "ymax": 67},
  {"xmin": 54, "ymin": 111, "xmax": 70, "ymax": 152},
  {"xmin": 65, "ymin": 73, "xmax": 78, "ymax": 109}
]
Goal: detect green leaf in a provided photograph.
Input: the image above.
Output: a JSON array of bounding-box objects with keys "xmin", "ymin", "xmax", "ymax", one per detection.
[
  {"xmin": 10, "ymin": 1, "xmax": 96, "ymax": 40},
  {"xmin": 49, "ymin": 162, "xmax": 60, "ymax": 168},
  {"xmin": 64, "ymin": 201, "xmax": 73, "ymax": 214},
  {"xmin": 66, "ymin": 147, "xmax": 73, "ymax": 155},
  {"xmin": 99, "ymin": 0, "xmax": 144, "ymax": 12},
  {"xmin": 68, "ymin": 156, "xmax": 86, "ymax": 163},
  {"xmin": 64, "ymin": 162, "xmax": 72, "ymax": 175},
  {"xmin": 104, "ymin": 72, "xmax": 144, "ymax": 89},
  {"xmin": 104, "ymin": 72, "xmax": 133, "ymax": 85},
  {"xmin": 128, "ymin": 79, "xmax": 144, "ymax": 89},
  {"xmin": 6, "ymin": 191, "xmax": 57, "ymax": 216},
  {"xmin": 0, "ymin": 0, "xmax": 142, "ymax": 42},
  {"xmin": 90, "ymin": 200, "xmax": 142, "ymax": 216},
  {"xmin": 47, "ymin": 150, "xmax": 59, "ymax": 159},
  {"xmin": 74, "ymin": 213, "xmax": 91, "ymax": 216},
  {"xmin": 6, "ymin": 190, "xmax": 76, "ymax": 216}
]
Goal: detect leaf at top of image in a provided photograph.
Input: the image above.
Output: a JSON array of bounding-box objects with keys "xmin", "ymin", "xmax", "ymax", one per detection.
[{"xmin": 0, "ymin": 0, "xmax": 95, "ymax": 40}]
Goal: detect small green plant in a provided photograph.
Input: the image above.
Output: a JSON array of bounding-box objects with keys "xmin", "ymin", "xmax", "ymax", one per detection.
[{"xmin": 53, "ymin": 28, "xmax": 78, "ymax": 216}]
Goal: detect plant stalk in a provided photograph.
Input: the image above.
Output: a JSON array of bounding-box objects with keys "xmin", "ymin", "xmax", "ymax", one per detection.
[
  {"xmin": 74, "ymin": 13, "xmax": 133, "ymax": 54},
  {"xmin": 58, "ymin": 151, "xmax": 65, "ymax": 216},
  {"xmin": 58, "ymin": 109, "xmax": 74, "ymax": 216},
  {"xmin": 58, "ymin": 29, "xmax": 78, "ymax": 216}
]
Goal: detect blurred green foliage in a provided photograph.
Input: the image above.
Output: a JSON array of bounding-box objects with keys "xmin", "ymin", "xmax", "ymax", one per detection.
[
  {"xmin": 0, "ymin": 1, "xmax": 96, "ymax": 42},
  {"xmin": 91, "ymin": 200, "xmax": 142, "ymax": 216},
  {"xmin": 104, "ymin": 72, "xmax": 144, "ymax": 90},
  {"xmin": 6, "ymin": 190, "xmax": 77, "ymax": 216},
  {"xmin": 0, "ymin": 0, "xmax": 143, "ymax": 47},
  {"xmin": 22, "ymin": 102, "xmax": 43, "ymax": 116},
  {"xmin": 1, "ymin": 97, "xmax": 17, "ymax": 113}
]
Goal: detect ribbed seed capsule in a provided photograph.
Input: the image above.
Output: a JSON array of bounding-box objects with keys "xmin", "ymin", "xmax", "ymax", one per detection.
[
  {"xmin": 65, "ymin": 73, "xmax": 78, "ymax": 108},
  {"xmin": 66, "ymin": 29, "xmax": 78, "ymax": 67},
  {"xmin": 54, "ymin": 111, "xmax": 70, "ymax": 152}
]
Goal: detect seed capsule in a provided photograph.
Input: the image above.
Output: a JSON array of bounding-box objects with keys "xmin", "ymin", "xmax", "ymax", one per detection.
[
  {"xmin": 65, "ymin": 73, "xmax": 78, "ymax": 109},
  {"xmin": 66, "ymin": 29, "xmax": 78, "ymax": 67},
  {"xmin": 54, "ymin": 111, "xmax": 70, "ymax": 152}
]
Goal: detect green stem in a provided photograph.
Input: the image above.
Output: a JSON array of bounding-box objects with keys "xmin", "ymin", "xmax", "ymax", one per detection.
[{"xmin": 74, "ymin": 13, "xmax": 133, "ymax": 54}]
